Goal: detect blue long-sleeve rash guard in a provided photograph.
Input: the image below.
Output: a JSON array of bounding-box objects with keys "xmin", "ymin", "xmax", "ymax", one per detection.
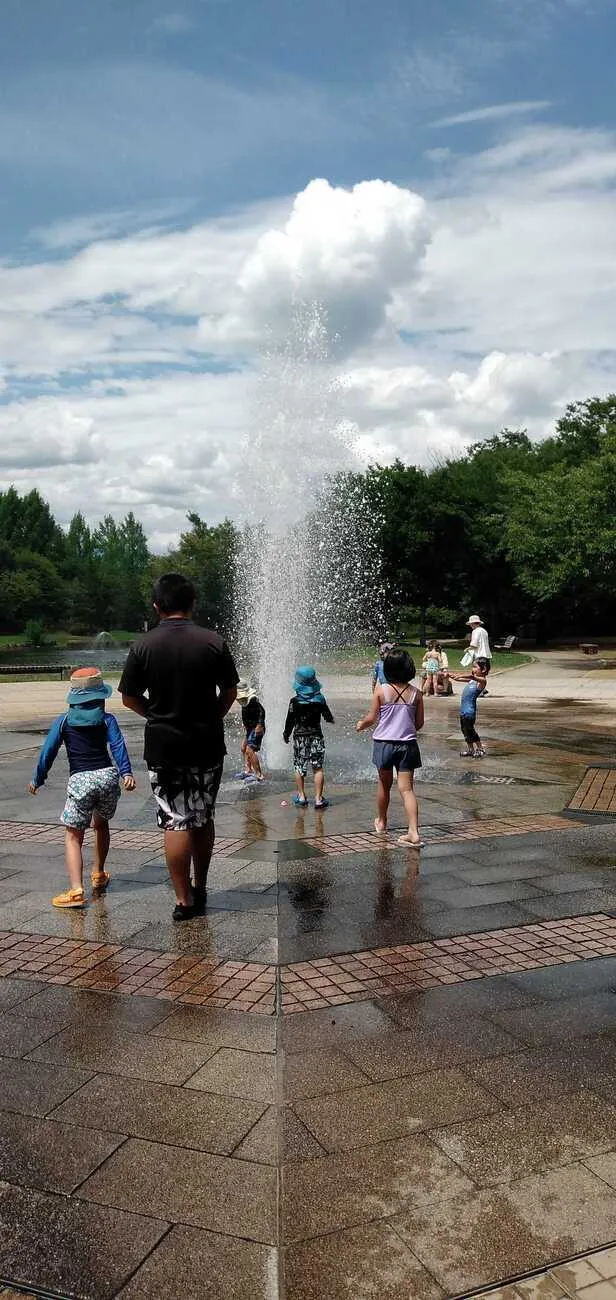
[{"xmin": 32, "ymin": 713, "xmax": 132, "ymax": 789}]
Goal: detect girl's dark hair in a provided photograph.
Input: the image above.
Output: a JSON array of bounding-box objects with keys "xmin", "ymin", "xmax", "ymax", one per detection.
[{"xmin": 383, "ymin": 648, "xmax": 415, "ymax": 684}]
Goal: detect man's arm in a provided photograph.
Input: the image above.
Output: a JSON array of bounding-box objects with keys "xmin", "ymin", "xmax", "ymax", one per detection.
[{"xmin": 119, "ymin": 647, "xmax": 148, "ymax": 718}]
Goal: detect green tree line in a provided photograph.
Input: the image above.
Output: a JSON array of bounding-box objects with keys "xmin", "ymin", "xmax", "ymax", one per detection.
[
  {"xmin": 1, "ymin": 393, "xmax": 614, "ymax": 641},
  {"xmin": 357, "ymin": 395, "xmax": 616, "ymax": 640}
]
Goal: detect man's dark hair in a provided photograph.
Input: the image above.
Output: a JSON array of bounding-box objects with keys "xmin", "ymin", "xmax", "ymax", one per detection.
[
  {"xmin": 152, "ymin": 572, "xmax": 196, "ymax": 615},
  {"xmin": 383, "ymin": 648, "xmax": 415, "ymax": 684}
]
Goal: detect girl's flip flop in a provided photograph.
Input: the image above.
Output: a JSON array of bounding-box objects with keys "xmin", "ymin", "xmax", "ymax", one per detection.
[{"xmin": 397, "ymin": 836, "xmax": 425, "ymax": 849}]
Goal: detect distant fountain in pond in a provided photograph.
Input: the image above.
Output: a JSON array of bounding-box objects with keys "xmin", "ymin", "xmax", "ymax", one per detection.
[
  {"xmin": 234, "ymin": 305, "xmax": 383, "ymax": 769},
  {"xmin": 89, "ymin": 631, "xmax": 127, "ymax": 671}
]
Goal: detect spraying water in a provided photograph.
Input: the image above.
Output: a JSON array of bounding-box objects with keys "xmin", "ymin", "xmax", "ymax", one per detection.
[{"xmin": 234, "ymin": 305, "xmax": 382, "ymax": 768}]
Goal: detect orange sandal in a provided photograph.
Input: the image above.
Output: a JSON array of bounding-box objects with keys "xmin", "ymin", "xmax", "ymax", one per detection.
[
  {"xmin": 52, "ymin": 888, "xmax": 86, "ymax": 909},
  {"xmin": 91, "ymin": 871, "xmax": 110, "ymax": 892}
]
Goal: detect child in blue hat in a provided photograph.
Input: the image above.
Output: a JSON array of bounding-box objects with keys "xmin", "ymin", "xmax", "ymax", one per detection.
[
  {"xmin": 28, "ymin": 667, "xmax": 135, "ymax": 908},
  {"xmin": 283, "ymin": 667, "xmax": 334, "ymax": 809}
]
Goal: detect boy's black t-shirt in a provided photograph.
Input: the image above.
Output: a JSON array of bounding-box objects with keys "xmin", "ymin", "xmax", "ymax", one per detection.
[
  {"xmin": 241, "ymin": 699, "xmax": 266, "ymax": 731},
  {"xmin": 119, "ymin": 619, "xmax": 239, "ymax": 769},
  {"xmin": 283, "ymin": 697, "xmax": 334, "ymax": 741}
]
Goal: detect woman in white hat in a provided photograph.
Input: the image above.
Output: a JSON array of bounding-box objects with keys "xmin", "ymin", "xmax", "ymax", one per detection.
[{"xmin": 466, "ymin": 615, "xmax": 492, "ymax": 685}]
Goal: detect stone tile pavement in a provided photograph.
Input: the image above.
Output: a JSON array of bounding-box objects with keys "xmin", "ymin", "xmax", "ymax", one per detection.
[{"xmin": 0, "ymin": 686, "xmax": 615, "ymax": 1296}]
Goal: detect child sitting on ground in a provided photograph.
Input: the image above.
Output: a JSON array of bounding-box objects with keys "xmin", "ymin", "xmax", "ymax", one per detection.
[
  {"xmin": 283, "ymin": 666, "xmax": 334, "ymax": 809},
  {"xmin": 449, "ymin": 661, "xmax": 487, "ymax": 758},
  {"xmin": 421, "ymin": 641, "xmax": 442, "ymax": 696},
  {"xmin": 236, "ymin": 681, "xmax": 266, "ymax": 781},
  {"xmin": 28, "ymin": 667, "xmax": 135, "ymax": 908}
]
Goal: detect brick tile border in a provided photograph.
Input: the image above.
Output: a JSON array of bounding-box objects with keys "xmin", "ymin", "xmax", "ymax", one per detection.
[
  {"xmin": 468, "ymin": 1240, "xmax": 616, "ymax": 1300},
  {"xmin": 0, "ymin": 820, "xmax": 249, "ymax": 858},
  {"xmin": 2, "ymin": 914, "xmax": 616, "ymax": 1017},
  {"xmin": 569, "ymin": 766, "xmax": 616, "ymax": 815},
  {"xmin": 305, "ymin": 813, "xmax": 574, "ymax": 854}
]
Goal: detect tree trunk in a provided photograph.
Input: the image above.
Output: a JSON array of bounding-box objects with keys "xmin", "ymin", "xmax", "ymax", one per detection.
[{"xmin": 419, "ymin": 606, "xmax": 427, "ymax": 647}]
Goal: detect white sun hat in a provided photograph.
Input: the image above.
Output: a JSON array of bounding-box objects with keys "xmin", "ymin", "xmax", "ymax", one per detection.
[{"xmin": 466, "ymin": 615, "xmax": 482, "ymax": 626}]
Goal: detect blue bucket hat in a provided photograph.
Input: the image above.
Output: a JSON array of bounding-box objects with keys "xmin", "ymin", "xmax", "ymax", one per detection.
[
  {"xmin": 66, "ymin": 667, "xmax": 113, "ymax": 705},
  {"xmin": 293, "ymin": 666, "xmax": 324, "ymax": 703}
]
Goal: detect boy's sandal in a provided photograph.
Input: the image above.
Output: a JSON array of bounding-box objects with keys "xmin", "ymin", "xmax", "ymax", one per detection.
[
  {"xmin": 292, "ymin": 795, "xmax": 308, "ymax": 807},
  {"xmin": 91, "ymin": 871, "xmax": 111, "ymax": 891},
  {"xmin": 52, "ymin": 888, "xmax": 86, "ymax": 909},
  {"xmin": 315, "ymin": 799, "xmax": 329, "ymax": 809}
]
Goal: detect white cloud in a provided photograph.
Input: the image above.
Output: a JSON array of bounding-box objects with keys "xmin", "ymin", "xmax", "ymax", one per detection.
[
  {"xmin": 431, "ymin": 100, "xmax": 551, "ymax": 128},
  {"xmin": 236, "ymin": 179, "xmax": 431, "ymax": 351},
  {"xmin": 1, "ymin": 129, "xmax": 616, "ymax": 543}
]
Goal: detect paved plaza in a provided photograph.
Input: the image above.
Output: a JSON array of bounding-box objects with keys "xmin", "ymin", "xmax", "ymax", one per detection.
[{"xmin": 1, "ymin": 658, "xmax": 616, "ymax": 1297}]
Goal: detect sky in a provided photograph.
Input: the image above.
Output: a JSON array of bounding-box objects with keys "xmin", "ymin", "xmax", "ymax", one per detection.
[{"xmin": 1, "ymin": 0, "xmax": 616, "ymax": 548}]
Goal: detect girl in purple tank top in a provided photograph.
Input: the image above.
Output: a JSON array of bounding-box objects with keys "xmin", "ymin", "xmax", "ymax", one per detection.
[{"xmin": 357, "ymin": 648, "xmax": 425, "ymax": 848}]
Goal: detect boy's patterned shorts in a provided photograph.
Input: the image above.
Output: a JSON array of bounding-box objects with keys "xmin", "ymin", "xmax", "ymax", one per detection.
[
  {"xmin": 293, "ymin": 735, "xmax": 325, "ymax": 776},
  {"xmin": 61, "ymin": 767, "xmax": 121, "ymax": 830},
  {"xmin": 148, "ymin": 764, "xmax": 224, "ymax": 831}
]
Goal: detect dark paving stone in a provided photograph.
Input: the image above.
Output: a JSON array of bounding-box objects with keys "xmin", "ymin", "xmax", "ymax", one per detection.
[
  {"xmin": 186, "ymin": 1048, "xmax": 277, "ymax": 1103},
  {"xmin": 0, "ymin": 1011, "xmax": 68, "ymax": 1059},
  {"xmin": 284, "ymin": 1221, "xmax": 445, "ymax": 1300},
  {"xmin": 432, "ymin": 1090, "xmax": 616, "ymax": 1185},
  {"xmin": 28, "ymin": 1024, "xmax": 216, "ymax": 1084},
  {"xmin": 523, "ymin": 890, "xmax": 616, "ymax": 920},
  {"xmin": 282, "ymin": 1133, "xmax": 474, "ymax": 1241},
  {"xmin": 382, "ymin": 975, "xmax": 537, "ymax": 1024},
  {"xmin": 0, "ymin": 978, "xmax": 44, "ymax": 1012},
  {"xmin": 118, "ymin": 919, "xmax": 223, "ymax": 956},
  {"xmin": 118, "ymin": 1224, "xmax": 276, "ymax": 1300},
  {"xmin": 278, "ymin": 922, "xmax": 432, "ymax": 963},
  {"xmin": 506, "ymin": 956, "xmax": 616, "ymax": 1002},
  {"xmin": 0, "ymin": 1056, "xmax": 93, "ymax": 1117},
  {"xmin": 206, "ymin": 890, "xmax": 277, "ymax": 913},
  {"xmin": 391, "ymin": 1165, "xmax": 616, "ymax": 1294},
  {"xmin": 466, "ymin": 1038, "xmax": 616, "ymax": 1107},
  {"xmin": 285, "ymin": 1050, "xmax": 370, "ymax": 1101},
  {"xmin": 232, "ymin": 1106, "xmax": 278, "ymax": 1164},
  {"xmin": 0, "ymin": 1179, "xmax": 167, "ymax": 1299},
  {"xmin": 490, "ymin": 993, "xmax": 616, "ymax": 1045},
  {"xmin": 455, "ymin": 863, "xmax": 555, "ymax": 885},
  {"xmin": 282, "ymin": 1107, "xmax": 326, "ymax": 1162},
  {"xmin": 341, "ymin": 1016, "xmax": 522, "ymax": 1081},
  {"xmin": 281, "ymin": 1000, "xmax": 395, "ymax": 1053},
  {"xmin": 294, "ymin": 1067, "xmax": 501, "ymax": 1151},
  {"xmin": 51, "ymin": 1073, "xmax": 266, "ymax": 1154},
  {"xmin": 11, "ymin": 985, "xmax": 177, "ymax": 1033},
  {"xmin": 423, "ymin": 902, "xmax": 538, "ymax": 938},
  {"xmin": 425, "ymin": 882, "xmax": 549, "ymax": 908},
  {"xmin": 0, "ymin": 1108, "xmax": 123, "ymax": 1193},
  {"xmin": 149, "ymin": 1005, "xmax": 276, "ymax": 1052},
  {"xmin": 534, "ymin": 871, "xmax": 616, "ymax": 893},
  {"xmin": 80, "ymin": 1136, "xmax": 277, "ymax": 1244}
]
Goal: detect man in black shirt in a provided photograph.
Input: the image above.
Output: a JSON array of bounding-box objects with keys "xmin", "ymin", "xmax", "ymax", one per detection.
[{"xmin": 119, "ymin": 573, "xmax": 239, "ymax": 920}]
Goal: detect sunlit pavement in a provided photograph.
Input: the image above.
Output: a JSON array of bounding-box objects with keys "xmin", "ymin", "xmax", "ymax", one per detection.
[{"xmin": 1, "ymin": 667, "xmax": 616, "ymax": 1296}]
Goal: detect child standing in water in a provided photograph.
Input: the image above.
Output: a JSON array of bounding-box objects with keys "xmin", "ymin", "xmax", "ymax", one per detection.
[
  {"xmin": 357, "ymin": 648, "xmax": 424, "ymax": 847},
  {"xmin": 283, "ymin": 666, "xmax": 334, "ymax": 809},
  {"xmin": 421, "ymin": 641, "xmax": 442, "ymax": 696},
  {"xmin": 236, "ymin": 681, "xmax": 266, "ymax": 781},
  {"xmin": 450, "ymin": 662, "xmax": 487, "ymax": 757},
  {"xmin": 28, "ymin": 667, "xmax": 135, "ymax": 908}
]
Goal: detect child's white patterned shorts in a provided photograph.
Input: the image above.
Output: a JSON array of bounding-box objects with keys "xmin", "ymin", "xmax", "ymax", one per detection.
[{"xmin": 61, "ymin": 767, "xmax": 121, "ymax": 830}]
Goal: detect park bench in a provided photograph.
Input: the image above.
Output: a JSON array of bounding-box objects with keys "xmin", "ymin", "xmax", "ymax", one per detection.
[
  {"xmin": 580, "ymin": 643, "xmax": 599, "ymax": 656},
  {"xmin": 0, "ymin": 664, "xmax": 69, "ymax": 680},
  {"xmin": 494, "ymin": 635, "xmax": 517, "ymax": 651}
]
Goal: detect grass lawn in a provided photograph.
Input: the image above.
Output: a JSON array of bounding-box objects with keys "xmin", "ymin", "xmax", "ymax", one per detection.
[
  {"xmin": 0, "ymin": 629, "xmax": 136, "ymax": 649},
  {"xmin": 321, "ymin": 643, "xmax": 532, "ymax": 674}
]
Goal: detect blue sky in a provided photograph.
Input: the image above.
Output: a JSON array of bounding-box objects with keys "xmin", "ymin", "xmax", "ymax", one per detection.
[
  {"xmin": 2, "ymin": 0, "xmax": 615, "ymax": 247},
  {"xmin": 1, "ymin": 0, "xmax": 616, "ymax": 544}
]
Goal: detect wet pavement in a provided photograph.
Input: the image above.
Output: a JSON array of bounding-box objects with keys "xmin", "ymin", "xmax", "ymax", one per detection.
[{"xmin": 0, "ymin": 680, "xmax": 616, "ymax": 1296}]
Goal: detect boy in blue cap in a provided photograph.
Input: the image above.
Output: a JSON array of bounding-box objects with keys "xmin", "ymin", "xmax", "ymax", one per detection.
[{"xmin": 28, "ymin": 667, "xmax": 135, "ymax": 908}]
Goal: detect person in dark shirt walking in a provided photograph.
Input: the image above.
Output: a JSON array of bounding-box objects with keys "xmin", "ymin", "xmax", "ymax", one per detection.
[
  {"xmin": 283, "ymin": 666, "xmax": 334, "ymax": 809},
  {"xmin": 28, "ymin": 667, "xmax": 135, "ymax": 909},
  {"xmin": 119, "ymin": 573, "xmax": 239, "ymax": 921},
  {"xmin": 236, "ymin": 681, "xmax": 266, "ymax": 781}
]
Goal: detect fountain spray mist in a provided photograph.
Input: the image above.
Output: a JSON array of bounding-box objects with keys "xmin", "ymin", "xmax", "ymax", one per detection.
[{"xmin": 234, "ymin": 305, "xmax": 382, "ymax": 769}]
